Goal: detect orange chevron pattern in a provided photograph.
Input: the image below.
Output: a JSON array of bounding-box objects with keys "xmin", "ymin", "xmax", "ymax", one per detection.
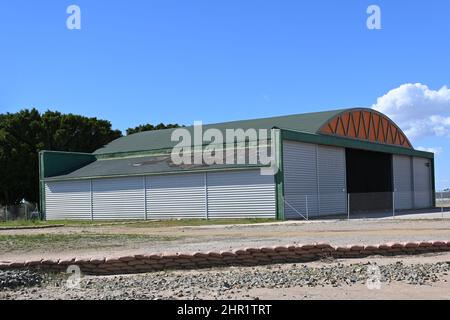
[{"xmin": 319, "ymin": 110, "xmax": 412, "ymax": 148}]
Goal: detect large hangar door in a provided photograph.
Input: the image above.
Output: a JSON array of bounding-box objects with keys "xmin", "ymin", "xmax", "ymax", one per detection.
[
  {"xmin": 346, "ymin": 148, "xmax": 393, "ymax": 211},
  {"xmin": 413, "ymin": 157, "xmax": 432, "ymax": 208},
  {"xmin": 317, "ymin": 145, "xmax": 347, "ymax": 216},
  {"xmin": 283, "ymin": 141, "xmax": 319, "ymax": 219},
  {"xmin": 393, "ymin": 155, "xmax": 414, "ymax": 210}
]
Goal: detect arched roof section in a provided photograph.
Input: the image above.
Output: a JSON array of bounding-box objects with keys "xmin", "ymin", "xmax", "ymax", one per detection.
[
  {"xmin": 318, "ymin": 108, "xmax": 412, "ymax": 148},
  {"xmin": 94, "ymin": 108, "xmax": 413, "ymax": 155}
]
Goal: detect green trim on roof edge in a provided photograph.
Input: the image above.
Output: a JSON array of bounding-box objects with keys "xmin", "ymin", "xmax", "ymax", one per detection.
[
  {"xmin": 95, "ymin": 141, "xmax": 273, "ymax": 160},
  {"xmin": 43, "ymin": 165, "xmax": 270, "ymax": 182},
  {"xmin": 280, "ymin": 129, "xmax": 434, "ymax": 159}
]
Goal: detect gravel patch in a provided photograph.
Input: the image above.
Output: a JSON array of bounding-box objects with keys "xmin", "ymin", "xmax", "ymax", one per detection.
[
  {"xmin": 1, "ymin": 258, "xmax": 449, "ymax": 300},
  {"xmin": 0, "ymin": 270, "xmax": 43, "ymax": 290}
]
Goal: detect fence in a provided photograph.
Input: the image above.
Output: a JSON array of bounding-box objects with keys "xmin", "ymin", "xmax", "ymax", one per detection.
[
  {"xmin": 2, "ymin": 191, "xmax": 448, "ymax": 222},
  {"xmin": 0, "ymin": 203, "xmax": 40, "ymax": 222},
  {"xmin": 283, "ymin": 191, "xmax": 450, "ymax": 221},
  {"xmin": 436, "ymin": 191, "xmax": 450, "ymax": 208}
]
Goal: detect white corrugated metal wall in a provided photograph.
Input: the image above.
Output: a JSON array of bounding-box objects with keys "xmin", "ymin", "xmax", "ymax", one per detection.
[
  {"xmin": 146, "ymin": 173, "xmax": 206, "ymax": 219},
  {"xmin": 45, "ymin": 180, "xmax": 92, "ymax": 220},
  {"xmin": 392, "ymin": 155, "xmax": 433, "ymax": 210},
  {"xmin": 393, "ymin": 155, "xmax": 414, "ymax": 210},
  {"xmin": 283, "ymin": 141, "xmax": 347, "ymax": 218},
  {"xmin": 92, "ymin": 177, "xmax": 144, "ymax": 220},
  {"xmin": 317, "ymin": 145, "xmax": 347, "ymax": 216},
  {"xmin": 413, "ymin": 157, "xmax": 432, "ymax": 208},
  {"xmin": 284, "ymin": 140, "xmax": 434, "ymax": 218},
  {"xmin": 283, "ymin": 141, "xmax": 319, "ymax": 218},
  {"xmin": 45, "ymin": 169, "xmax": 276, "ymax": 220},
  {"xmin": 207, "ymin": 171, "xmax": 275, "ymax": 218}
]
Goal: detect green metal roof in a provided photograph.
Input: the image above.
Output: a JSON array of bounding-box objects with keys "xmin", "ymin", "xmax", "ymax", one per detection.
[
  {"xmin": 44, "ymin": 151, "xmax": 268, "ymax": 181},
  {"xmin": 94, "ymin": 109, "xmax": 345, "ymax": 155},
  {"xmin": 41, "ymin": 108, "xmax": 433, "ymax": 181}
]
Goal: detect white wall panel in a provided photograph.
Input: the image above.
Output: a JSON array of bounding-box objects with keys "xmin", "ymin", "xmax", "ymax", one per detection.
[
  {"xmin": 283, "ymin": 141, "xmax": 319, "ymax": 219},
  {"xmin": 92, "ymin": 177, "xmax": 144, "ymax": 220},
  {"xmin": 317, "ymin": 145, "xmax": 347, "ymax": 216},
  {"xmin": 207, "ymin": 170, "xmax": 276, "ymax": 218},
  {"xmin": 45, "ymin": 180, "xmax": 92, "ymax": 220},
  {"xmin": 146, "ymin": 173, "xmax": 206, "ymax": 219},
  {"xmin": 393, "ymin": 155, "xmax": 414, "ymax": 210},
  {"xmin": 413, "ymin": 157, "xmax": 432, "ymax": 208}
]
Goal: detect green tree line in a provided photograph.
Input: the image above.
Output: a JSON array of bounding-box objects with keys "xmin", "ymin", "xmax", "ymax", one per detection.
[{"xmin": 0, "ymin": 108, "xmax": 181, "ymax": 205}]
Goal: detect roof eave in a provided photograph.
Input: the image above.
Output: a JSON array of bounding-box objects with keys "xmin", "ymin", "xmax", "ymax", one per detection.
[{"xmin": 280, "ymin": 128, "xmax": 434, "ymax": 159}]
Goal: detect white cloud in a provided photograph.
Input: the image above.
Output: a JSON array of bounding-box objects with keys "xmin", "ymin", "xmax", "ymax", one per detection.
[
  {"xmin": 416, "ymin": 146, "xmax": 443, "ymax": 155},
  {"xmin": 372, "ymin": 83, "xmax": 450, "ymax": 140}
]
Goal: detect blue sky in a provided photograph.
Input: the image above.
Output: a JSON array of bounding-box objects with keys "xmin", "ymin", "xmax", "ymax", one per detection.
[{"xmin": 0, "ymin": 1, "xmax": 449, "ymax": 189}]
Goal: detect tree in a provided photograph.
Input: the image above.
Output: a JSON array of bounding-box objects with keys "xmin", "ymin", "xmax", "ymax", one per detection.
[
  {"xmin": 126, "ymin": 123, "xmax": 182, "ymax": 135},
  {"xmin": 0, "ymin": 109, "xmax": 122, "ymax": 205},
  {"xmin": 0, "ymin": 109, "xmax": 43, "ymax": 206},
  {"xmin": 39, "ymin": 111, "xmax": 122, "ymax": 152}
]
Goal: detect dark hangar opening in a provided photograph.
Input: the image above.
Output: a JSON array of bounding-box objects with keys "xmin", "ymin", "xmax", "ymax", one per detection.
[{"xmin": 345, "ymin": 148, "xmax": 393, "ymax": 212}]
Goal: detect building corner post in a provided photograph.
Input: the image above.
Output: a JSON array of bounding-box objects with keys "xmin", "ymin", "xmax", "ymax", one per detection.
[
  {"xmin": 38, "ymin": 151, "xmax": 46, "ymax": 220},
  {"xmin": 431, "ymin": 157, "xmax": 436, "ymax": 208},
  {"xmin": 274, "ymin": 128, "xmax": 285, "ymax": 221}
]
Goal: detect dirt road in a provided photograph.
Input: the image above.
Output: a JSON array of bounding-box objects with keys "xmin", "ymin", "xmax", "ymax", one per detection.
[{"xmin": 1, "ymin": 218, "xmax": 450, "ymax": 262}]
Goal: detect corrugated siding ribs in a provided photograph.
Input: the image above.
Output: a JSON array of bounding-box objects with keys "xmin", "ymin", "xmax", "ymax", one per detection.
[{"xmin": 45, "ymin": 169, "xmax": 276, "ymax": 220}]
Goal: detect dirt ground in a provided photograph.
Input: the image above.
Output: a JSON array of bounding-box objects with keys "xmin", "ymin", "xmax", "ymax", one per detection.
[
  {"xmin": 247, "ymin": 278, "xmax": 450, "ymax": 300},
  {"xmin": 1, "ymin": 252, "xmax": 449, "ymax": 300},
  {"xmin": 1, "ymin": 218, "xmax": 450, "ymax": 262},
  {"xmin": 240, "ymin": 253, "xmax": 450, "ymax": 300}
]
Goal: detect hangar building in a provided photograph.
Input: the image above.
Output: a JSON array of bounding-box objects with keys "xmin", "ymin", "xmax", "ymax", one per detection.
[{"xmin": 39, "ymin": 108, "xmax": 435, "ymax": 220}]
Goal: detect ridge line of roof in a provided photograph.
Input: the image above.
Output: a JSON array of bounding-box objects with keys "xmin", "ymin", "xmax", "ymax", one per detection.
[
  {"xmin": 93, "ymin": 107, "xmax": 367, "ymax": 155},
  {"xmin": 125, "ymin": 108, "xmax": 349, "ymax": 137}
]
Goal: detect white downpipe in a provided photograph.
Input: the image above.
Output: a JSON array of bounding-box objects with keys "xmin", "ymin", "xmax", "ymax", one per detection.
[
  {"xmin": 392, "ymin": 191, "xmax": 395, "ymax": 219},
  {"xmin": 90, "ymin": 179, "xmax": 94, "ymax": 221},
  {"xmin": 143, "ymin": 176, "xmax": 147, "ymax": 221},
  {"xmin": 204, "ymin": 172, "xmax": 209, "ymax": 220},
  {"xmin": 347, "ymin": 193, "xmax": 350, "ymax": 221},
  {"xmin": 306, "ymin": 195, "xmax": 309, "ymax": 221}
]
